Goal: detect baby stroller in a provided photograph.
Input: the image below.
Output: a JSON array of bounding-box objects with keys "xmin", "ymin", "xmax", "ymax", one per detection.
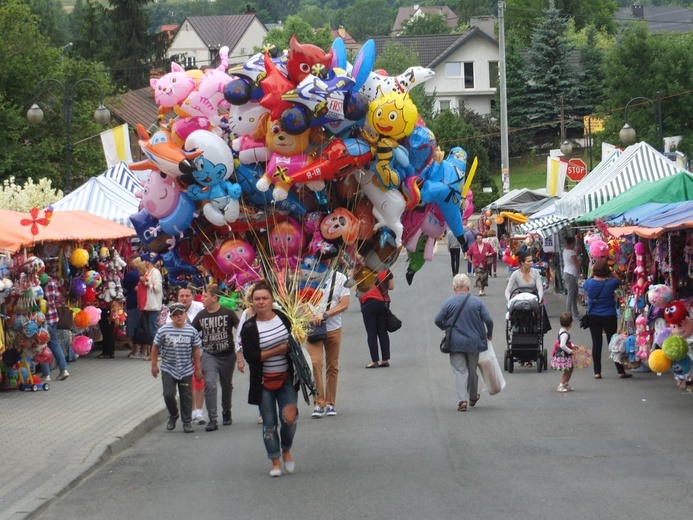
[{"xmin": 504, "ymin": 287, "xmax": 547, "ymax": 373}]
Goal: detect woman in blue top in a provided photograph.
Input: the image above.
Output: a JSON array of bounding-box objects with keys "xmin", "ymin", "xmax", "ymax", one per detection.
[{"xmin": 583, "ymin": 259, "xmax": 631, "ymax": 379}]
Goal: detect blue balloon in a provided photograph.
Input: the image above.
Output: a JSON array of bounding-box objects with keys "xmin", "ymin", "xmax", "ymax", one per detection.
[{"xmin": 159, "ymin": 193, "xmax": 195, "ymax": 236}]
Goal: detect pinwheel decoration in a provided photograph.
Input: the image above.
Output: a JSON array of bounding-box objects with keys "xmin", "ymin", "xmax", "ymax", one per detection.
[{"xmin": 20, "ymin": 207, "xmax": 52, "ymax": 236}]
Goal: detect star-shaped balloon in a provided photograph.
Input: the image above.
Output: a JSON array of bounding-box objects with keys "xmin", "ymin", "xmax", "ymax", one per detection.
[
  {"xmin": 259, "ymin": 53, "xmax": 296, "ymax": 120},
  {"xmin": 20, "ymin": 207, "xmax": 51, "ymax": 236}
]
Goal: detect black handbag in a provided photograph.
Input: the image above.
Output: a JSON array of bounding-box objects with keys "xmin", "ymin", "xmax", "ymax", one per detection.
[
  {"xmin": 580, "ymin": 281, "xmax": 606, "ymax": 329},
  {"xmin": 386, "ymin": 306, "xmax": 402, "ymax": 333},
  {"xmin": 440, "ymin": 294, "xmax": 470, "ymax": 353}
]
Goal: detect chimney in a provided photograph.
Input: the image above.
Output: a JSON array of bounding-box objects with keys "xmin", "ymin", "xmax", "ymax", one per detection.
[
  {"xmin": 413, "ymin": 4, "xmax": 419, "ymax": 11},
  {"xmin": 246, "ymin": 4, "xmax": 256, "ymax": 14},
  {"xmin": 469, "ymin": 15, "xmax": 496, "ymax": 38},
  {"xmin": 632, "ymin": 5, "xmax": 644, "ymax": 19}
]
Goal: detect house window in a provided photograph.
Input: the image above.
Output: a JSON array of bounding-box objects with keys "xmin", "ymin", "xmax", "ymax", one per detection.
[
  {"xmin": 445, "ymin": 62, "xmax": 461, "ymax": 78},
  {"xmin": 186, "ymin": 56, "xmax": 196, "ymax": 67},
  {"xmin": 464, "ymin": 62, "xmax": 474, "ymax": 89},
  {"xmin": 446, "ymin": 62, "xmax": 474, "ymax": 89},
  {"xmin": 490, "ymin": 99, "xmax": 497, "ymax": 112},
  {"xmin": 489, "ymin": 61, "xmax": 498, "ymax": 89},
  {"xmin": 439, "ymin": 100, "xmax": 451, "ymax": 112}
]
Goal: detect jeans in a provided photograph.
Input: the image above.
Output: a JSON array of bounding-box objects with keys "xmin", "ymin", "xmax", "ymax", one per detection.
[
  {"xmin": 360, "ymin": 299, "xmax": 390, "ymax": 363},
  {"xmin": 449, "ymin": 352, "xmax": 480, "ymax": 403},
  {"xmin": 449, "ymin": 248, "xmax": 460, "ymax": 276},
  {"xmin": 259, "ymin": 377, "xmax": 298, "ymax": 459},
  {"xmin": 200, "ymin": 350, "xmax": 236, "ymax": 421},
  {"xmin": 589, "ymin": 314, "xmax": 624, "ymax": 375},
  {"xmin": 142, "ymin": 310, "xmax": 160, "ymax": 344},
  {"xmin": 306, "ymin": 328, "xmax": 341, "ymax": 407},
  {"xmin": 161, "ymin": 371, "xmax": 193, "ymax": 424},
  {"xmin": 41, "ymin": 323, "xmax": 68, "ymax": 376},
  {"xmin": 563, "ymin": 273, "xmax": 579, "ymax": 315}
]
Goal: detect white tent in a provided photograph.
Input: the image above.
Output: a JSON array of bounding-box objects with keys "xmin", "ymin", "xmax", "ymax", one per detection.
[
  {"xmin": 555, "ymin": 142, "xmax": 686, "ymax": 220},
  {"xmin": 52, "ymin": 163, "xmax": 142, "ymax": 228}
]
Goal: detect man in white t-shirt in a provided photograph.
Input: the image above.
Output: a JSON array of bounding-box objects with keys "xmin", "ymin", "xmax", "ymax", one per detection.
[
  {"xmin": 167, "ymin": 286, "xmax": 205, "ymax": 423},
  {"xmin": 562, "ymin": 237, "xmax": 581, "ymax": 319},
  {"xmin": 306, "ymin": 269, "xmax": 351, "ymax": 418}
]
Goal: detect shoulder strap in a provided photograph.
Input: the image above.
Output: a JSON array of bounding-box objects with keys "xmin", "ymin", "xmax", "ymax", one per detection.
[
  {"xmin": 326, "ymin": 271, "xmax": 337, "ymax": 311},
  {"xmin": 586, "ymin": 280, "xmax": 607, "ymax": 314},
  {"xmin": 449, "ymin": 294, "xmax": 470, "ymax": 326}
]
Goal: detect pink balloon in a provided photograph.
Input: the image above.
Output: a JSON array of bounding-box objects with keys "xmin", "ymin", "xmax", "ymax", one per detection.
[{"xmin": 72, "ymin": 335, "xmax": 93, "ymax": 356}]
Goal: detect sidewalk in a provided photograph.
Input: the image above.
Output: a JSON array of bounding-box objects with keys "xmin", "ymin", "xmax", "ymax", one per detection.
[{"xmin": 0, "ymin": 352, "xmax": 166, "ymax": 520}]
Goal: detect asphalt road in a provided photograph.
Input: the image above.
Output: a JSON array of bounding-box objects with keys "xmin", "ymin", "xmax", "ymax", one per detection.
[{"xmin": 35, "ymin": 251, "xmax": 693, "ymax": 520}]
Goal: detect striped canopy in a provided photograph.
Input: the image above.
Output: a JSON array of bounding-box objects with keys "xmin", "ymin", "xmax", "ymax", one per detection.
[
  {"xmin": 52, "ymin": 168, "xmax": 141, "ymax": 228},
  {"xmin": 101, "ymin": 162, "xmax": 143, "ymax": 194},
  {"xmin": 519, "ymin": 214, "xmax": 573, "ymax": 239},
  {"xmin": 555, "ymin": 143, "xmax": 685, "ymax": 219}
]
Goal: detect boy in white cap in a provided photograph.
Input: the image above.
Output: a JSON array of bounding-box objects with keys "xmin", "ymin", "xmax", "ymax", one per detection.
[{"xmin": 151, "ymin": 302, "xmax": 203, "ymax": 433}]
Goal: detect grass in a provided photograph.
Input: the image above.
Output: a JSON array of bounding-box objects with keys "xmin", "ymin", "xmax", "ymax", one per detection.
[{"xmin": 492, "ymin": 152, "xmax": 591, "ymax": 191}]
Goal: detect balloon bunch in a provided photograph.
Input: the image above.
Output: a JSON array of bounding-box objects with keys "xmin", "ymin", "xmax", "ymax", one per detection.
[{"xmin": 130, "ymin": 36, "xmax": 475, "ymax": 311}]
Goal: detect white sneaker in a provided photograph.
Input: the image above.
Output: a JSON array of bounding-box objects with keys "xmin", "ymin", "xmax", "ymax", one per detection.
[
  {"xmin": 311, "ymin": 406, "xmax": 326, "ymax": 418},
  {"xmin": 557, "ymin": 383, "xmax": 568, "ymax": 393},
  {"xmin": 42, "ymin": 374, "xmax": 51, "ymax": 382},
  {"xmin": 564, "ymin": 384, "xmax": 574, "ymax": 392},
  {"xmin": 325, "ymin": 405, "xmax": 337, "ymax": 416},
  {"xmin": 57, "ymin": 370, "xmax": 69, "ymax": 381}
]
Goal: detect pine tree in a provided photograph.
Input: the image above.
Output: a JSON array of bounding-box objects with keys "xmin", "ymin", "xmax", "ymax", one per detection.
[
  {"xmin": 573, "ymin": 25, "xmax": 604, "ymax": 118},
  {"xmin": 520, "ymin": 1, "xmax": 576, "ymax": 146},
  {"xmin": 106, "ymin": 0, "xmax": 163, "ymax": 90}
]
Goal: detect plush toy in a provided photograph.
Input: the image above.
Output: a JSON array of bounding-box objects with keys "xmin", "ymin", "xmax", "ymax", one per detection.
[
  {"xmin": 662, "ymin": 335, "xmax": 689, "ymax": 362},
  {"xmin": 648, "ymin": 284, "xmax": 673, "ymax": 310},
  {"xmin": 100, "ymin": 281, "xmax": 117, "ymax": 303},
  {"xmin": 589, "ymin": 239, "xmax": 609, "ymax": 261},
  {"xmin": 624, "ymin": 335, "xmax": 637, "ymax": 363},
  {"xmin": 635, "ymin": 316, "xmax": 652, "ymax": 360}
]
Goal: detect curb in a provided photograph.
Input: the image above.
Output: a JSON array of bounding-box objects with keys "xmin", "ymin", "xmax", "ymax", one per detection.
[{"xmin": 13, "ymin": 407, "xmax": 167, "ymax": 520}]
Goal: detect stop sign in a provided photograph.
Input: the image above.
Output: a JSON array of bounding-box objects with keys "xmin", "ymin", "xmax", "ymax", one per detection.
[{"xmin": 566, "ymin": 158, "xmax": 587, "ymax": 182}]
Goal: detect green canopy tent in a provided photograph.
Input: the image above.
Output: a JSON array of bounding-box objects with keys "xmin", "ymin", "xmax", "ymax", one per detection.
[{"xmin": 575, "ymin": 171, "xmax": 693, "ymax": 224}]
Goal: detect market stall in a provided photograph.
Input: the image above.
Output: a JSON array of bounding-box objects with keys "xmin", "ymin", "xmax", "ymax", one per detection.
[{"xmin": 0, "ymin": 209, "xmax": 135, "ymax": 391}]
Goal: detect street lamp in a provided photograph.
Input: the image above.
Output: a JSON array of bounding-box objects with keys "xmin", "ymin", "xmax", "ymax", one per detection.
[
  {"xmin": 619, "ymin": 91, "xmax": 663, "ymax": 152},
  {"xmin": 27, "ymin": 77, "xmax": 111, "ymax": 192},
  {"xmin": 559, "ymin": 118, "xmax": 593, "ymax": 171}
]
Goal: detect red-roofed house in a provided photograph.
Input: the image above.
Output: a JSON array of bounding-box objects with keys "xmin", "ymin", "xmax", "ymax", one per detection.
[
  {"xmin": 166, "ymin": 14, "xmax": 267, "ymax": 69},
  {"xmin": 392, "ymin": 4, "xmax": 458, "ymax": 35}
]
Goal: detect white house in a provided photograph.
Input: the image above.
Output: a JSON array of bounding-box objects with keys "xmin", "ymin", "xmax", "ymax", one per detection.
[
  {"xmin": 166, "ymin": 14, "xmax": 268, "ymax": 68},
  {"xmin": 372, "ymin": 24, "xmax": 499, "ymax": 116}
]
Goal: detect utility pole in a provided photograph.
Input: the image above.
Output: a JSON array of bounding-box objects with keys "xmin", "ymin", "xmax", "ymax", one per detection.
[{"xmin": 498, "ymin": 0, "xmax": 510, "ymax": 194}]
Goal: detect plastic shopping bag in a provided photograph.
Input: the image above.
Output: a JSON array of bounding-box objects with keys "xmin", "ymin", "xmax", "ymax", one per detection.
[{"xmin": 478, "ymin": 340, "xmax": 506, "ymax": 395}]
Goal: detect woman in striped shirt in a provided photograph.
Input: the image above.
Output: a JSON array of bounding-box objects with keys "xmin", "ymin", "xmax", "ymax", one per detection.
[{"xmin": 241, "ymin": 280, "xmax": 299, "ymax": 477}]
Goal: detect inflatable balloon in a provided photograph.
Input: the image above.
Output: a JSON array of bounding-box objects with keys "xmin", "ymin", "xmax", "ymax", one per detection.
[
  {"xmin": 70, "ymin": 248, "xmax": 89, "ymax": 268},
  {"xmin": 185, "ymin": 130, "xmax": 242, "ymax": 226},
  {"xmin": 129, "ymin": 125, "xmax": 202, "ymax": 178},
  {"xmin": 365, "ymin": 91, "xmax": 418, "ymax": 189},
  {"xmin": 229, "ymin": 101, "xmax": 271, "ymax": 164},
  {"xmin": 215, "ymin": 238, "xmax": 262, "ymax": 289},
  {"xmin": 159, "ymin": 193, "xmax": 195, "ymax": 236},
  {"xmin": 27, "ymin": 256, "xmax": 46, "ymax": 274},
  {"xmin": 351, "ymin": 169, "xmax": 404, "ymax": 246},
  {"xmin": 136, "ymin": 170, "xmax": 181, "ymax": 218},
  {"xmin": 269, "ymin": 218, "xmax": 304, "ymax": 270},
  {"xmin": 360, "ymin": 66, "xmax": 435, "ymax": 103},
  {"xmin": 405, "ymin": 206, "xmax": 446, "ymax": 262},
  {"xmin": 234, "ymin": 163, "xmax": 307, "ymax": 217},
  {"xmin": 129, "ymin": 209, "xmax": 175, "ymax": 253},
  {"xmin": 320, "ymin": 208, "xmax": 360, "ymax": 246},
  {"xmin": 72, "ymin": 335, "xmax": 93, "ymax": 356},
  {"xmin": 154, "ymin": 248, "xmax": 204, "ymax": 287}
]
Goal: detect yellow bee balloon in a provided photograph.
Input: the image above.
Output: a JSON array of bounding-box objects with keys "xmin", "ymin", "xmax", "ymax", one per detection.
[{"xmin": 366, "ymin": 92, "xmax": 418, "ymax": 190}]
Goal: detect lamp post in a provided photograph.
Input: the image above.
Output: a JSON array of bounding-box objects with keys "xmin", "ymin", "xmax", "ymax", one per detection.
[
  {"xmin": 27, "ymin": 77, "xmax": 111, "ymax": 192},
  {"xmin": 618, "ymin": 91, "xmax": 663, "ymax": 153},
  {"xmin": 560, "ymin": 117, "xmax": 593, "ymax": 171}
]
